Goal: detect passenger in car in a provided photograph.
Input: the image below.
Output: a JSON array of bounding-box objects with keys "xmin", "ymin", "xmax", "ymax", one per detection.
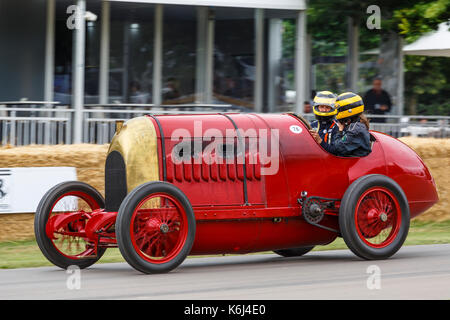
[
  {"xmin": 309, "ymin": 91, "xmax": 339, "ymax": 146},
  {"xmin": 311, "ymin": 92, "xmax": 371, "ymax": 157}
]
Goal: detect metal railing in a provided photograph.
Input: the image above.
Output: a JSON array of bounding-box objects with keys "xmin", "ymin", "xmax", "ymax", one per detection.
[
  {"xmin": 81, "ymin": 103, "xmax": 250, "ymax": 144},
  {"xmin": 0, "ymin": 102, "xmax": 249, "ymax": 145},
  {"xmin": 302, "ymin": 114, "xmax": 450, "ymax": 139},
  {"xmin": 0, "ymin": 102, "xmax": 73, "ymax": 146},
  {"xmin": 0, "ymin": 102, "xmax": 449, "ymax": 146},
  {"xmin": 368, "ymin": 115, "xmax": 449, "ymax": 139}
]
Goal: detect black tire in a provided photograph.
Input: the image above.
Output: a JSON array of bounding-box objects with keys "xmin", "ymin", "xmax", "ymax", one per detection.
[
  {"xmin": 34, "ymin": 181, "xmax": 107, "ymax": 269},
  {"xmin": 274, "ymin": 246, "xmax": 315, "ymax": 257},
  {"xmin": 116, "ymin": 181, "xmax": 196, "ymax": 274},
  {"xmin": 339, "ymin": 174, "xmax": 410, "ymax": 260}
]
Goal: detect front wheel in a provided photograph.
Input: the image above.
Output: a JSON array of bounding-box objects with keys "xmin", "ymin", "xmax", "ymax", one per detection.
[
  {"xmin": 34, "ymin": 181, "xmax": 107, "ymax": 269},
  {"xmin": 339, "ymin": 174, "xmax": 410, "ymax": 260},
  {"xmin": 116, "ymin": 181, "xmax": 196, "ymax": 274}
]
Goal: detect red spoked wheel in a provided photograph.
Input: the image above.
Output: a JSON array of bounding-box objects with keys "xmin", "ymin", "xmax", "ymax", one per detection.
[
  {"xmin": 116, "ymin": 182, "xmax": 196, "ymax": 274},
  {"xmin": 34, "ymin": 181, "xmax": 107, "ymax": 269},
  {"xmin": 130, "ymin": 193, "xmax": 188, "ymax": 264},
  {"xmin": 339, "ymin": 175, "xmax": 410, "ymax": 260},
  {"xmin": 355, "ymin": 188, "xmax": 402, "ymax": 248}
]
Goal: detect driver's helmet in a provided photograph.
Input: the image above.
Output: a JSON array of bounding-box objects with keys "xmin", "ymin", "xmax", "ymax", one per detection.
[
  {"xmin": 335, "ymin": 92, "xmax": 365, "ymax": 122},
  {"xmin": 312, "ymin": 91, "xmax": 338, "ymax": 122}
]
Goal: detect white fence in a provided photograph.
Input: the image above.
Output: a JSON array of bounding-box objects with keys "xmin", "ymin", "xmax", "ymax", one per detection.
[
  {"xmin": 0, "ymin": 102, "xmax": 449, "ymax": 146},
  {"xmin": 0, "ymin": 102, "xmax": 248, "ymax": 145}
]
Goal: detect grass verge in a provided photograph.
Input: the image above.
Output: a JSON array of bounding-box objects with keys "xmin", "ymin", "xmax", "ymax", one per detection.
[{"xmin": 1, "ymin": 220, "xmax": 449, "ymax": 269}]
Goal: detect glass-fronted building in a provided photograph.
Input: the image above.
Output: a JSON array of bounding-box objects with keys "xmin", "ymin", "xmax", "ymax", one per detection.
[{"xmin": 0, "ymin": 0, "xmax": 308, "ymax": 116}]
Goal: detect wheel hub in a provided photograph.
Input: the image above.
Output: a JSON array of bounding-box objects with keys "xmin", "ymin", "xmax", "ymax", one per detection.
[
  {"xmin": 368, "ymin": 209, "xmax": 388, "ymax": 222},
  {"xmin": 303, "ymin": 198, "xmax": 325, "ymax": 224},
  {"xmin": 160, "ymin": 223, "xmax": 169, "ymax": 234}
]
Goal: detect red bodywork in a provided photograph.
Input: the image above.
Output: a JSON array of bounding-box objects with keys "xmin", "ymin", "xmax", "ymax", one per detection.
[
  {"xmin": 46, "ymin": 113, "xmax": 439, "ymax": 256},
  {"xmin": 145, "ymin": 113, "xmax": 438, "ymax": 254}
]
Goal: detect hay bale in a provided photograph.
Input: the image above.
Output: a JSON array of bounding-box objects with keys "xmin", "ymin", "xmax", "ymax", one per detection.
[
  {"xmin": 399, "ymin": 137, "xmax": 450, "ymax": 222},
  {"xmin": 0, "ymin": 138, "xmax": 448, "ymax": 242},
  {"xmin": 0, "ymin": 213, "xmax": 35, "ymax": 242},
  {"xmin": 0, "ymin": 144, "xmax": 108, "ymax": 195},
  {"xmin": 0, "ymin": 144, "xmax": 109, "ymax": 241},
  {"xmin": 399, "ymin": 137, "xmax": 450, "ymax": 160}
]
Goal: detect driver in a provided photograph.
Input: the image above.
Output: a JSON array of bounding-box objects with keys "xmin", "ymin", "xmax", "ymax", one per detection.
[{"xmin": 309, "ymin": 91, "xmax": 339, "ymax": 146}]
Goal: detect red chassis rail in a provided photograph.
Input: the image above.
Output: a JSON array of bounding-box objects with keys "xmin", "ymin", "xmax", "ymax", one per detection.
[{"xmin": 45, "ymin": 200, "xmax": 341, "ymax": 254}]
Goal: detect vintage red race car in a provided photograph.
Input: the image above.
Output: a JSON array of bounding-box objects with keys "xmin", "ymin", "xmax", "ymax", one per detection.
[{"xmin": 35, "ymin": 113, "xmax": 439, "ymax": 274}]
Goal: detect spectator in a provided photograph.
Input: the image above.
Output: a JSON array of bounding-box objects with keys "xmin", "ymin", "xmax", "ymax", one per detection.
[
  {"xmin": 303, "ymin": 101, "xmax": 312, "ymax": 113},
  {"xmin": 163, "ymin": 77, "xmax": 181, "ymax": 101},
  {"xmin": 129, "ymin": 81, "xmax": 147, "ymax": 104},
  {"xmin": 363, "ymin": 78, "xmax": 392, "ymax": 123},
  {"xmin": 224, "ymin": 77, "xmax": 238, "ymax": 97}
]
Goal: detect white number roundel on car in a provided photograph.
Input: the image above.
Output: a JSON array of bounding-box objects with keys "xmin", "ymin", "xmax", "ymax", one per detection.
[{"xmin": 289, "ymin": 125, "xmax": 303, "ymax": 134}]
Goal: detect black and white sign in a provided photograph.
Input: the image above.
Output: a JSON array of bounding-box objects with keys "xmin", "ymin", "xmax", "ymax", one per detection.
[
  {"xmin": 0, "ymin": 169, "xmax": 12, "ymax": 212},
  {"xmin": 0, "ymin": 167, "xmax": 77, "ymax": 214}
]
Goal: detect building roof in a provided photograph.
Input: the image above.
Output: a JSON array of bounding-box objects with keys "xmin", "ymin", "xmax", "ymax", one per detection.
[{"xmin": 108, "ymin": 0, "xmax": 306, "ymax": 10}]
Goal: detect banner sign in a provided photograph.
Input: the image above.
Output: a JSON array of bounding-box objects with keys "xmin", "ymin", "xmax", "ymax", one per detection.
[{"xmin": 0, "ymin": 167, "xmax": 77, "ymax": 214}]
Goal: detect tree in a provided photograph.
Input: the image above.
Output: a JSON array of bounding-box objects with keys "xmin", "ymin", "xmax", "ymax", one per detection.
[
  {"xmin": 394, "ymin": 0, "xmax": 450, "ymax": 42},
  {"xmin": 306, "ymin": 0, "xmax": 450, "ymax": 115},
  {"xmin": 393, "ymin": 0, "xmax": 450, "ymax": 115},
  {"xmin": 404, "ymin": 56, "xmax": 448, "ymax": 114},
  {"xmin": 307, "ymin": 0, "xmax": 415, "ymax": 54}
]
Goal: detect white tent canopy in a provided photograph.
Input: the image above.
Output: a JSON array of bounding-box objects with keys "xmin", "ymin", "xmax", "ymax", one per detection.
[
  {"xmin": 403, "ymin": 21, "xmax": 450, "ymax": 57},
  {"xmin": 362, "ymin": 21, "xmax": 450, "ymax": 57}
]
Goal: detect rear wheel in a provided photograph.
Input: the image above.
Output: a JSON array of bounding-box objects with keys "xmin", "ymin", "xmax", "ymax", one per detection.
[
  {"xmin": 116, "ymin": 181, "xmax": 196, "ymax": 274},
  {"xmin": 274, "ymin": 246, "xmax": 315, "ymax": 257},
  {"xmin": 34, "ymin": 181, "xmax": 106, "ymax": 269},
  {"xmin": 339, "ymin": 175, "xmax": 410, "ymax": 260}
]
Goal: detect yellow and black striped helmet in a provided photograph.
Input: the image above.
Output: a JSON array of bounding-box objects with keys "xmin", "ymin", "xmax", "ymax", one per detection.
[
  {"xmin": 312, "ymin": 91, "xmax": 337, "ymax": 121},
  {"xmin": 335, "ymin": 92, "xmax": 364, "ymax": 120}
]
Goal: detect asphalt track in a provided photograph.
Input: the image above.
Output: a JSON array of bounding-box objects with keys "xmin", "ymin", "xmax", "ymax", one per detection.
[{"xmin": 0, "ymin": 244, "xmax": 449, "ymax": 300}]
